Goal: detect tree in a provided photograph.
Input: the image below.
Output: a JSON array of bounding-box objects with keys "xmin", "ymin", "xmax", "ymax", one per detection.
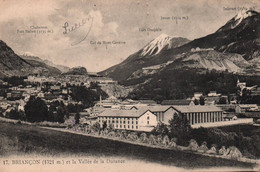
[
  {"xmin": 194, "ymin": 99, "xmax": 200, "ymax": 105},
  {"xmin": 199, "ymin": 96, "xmax": 205, "ymax": 105},
  {"xmin": 47, "ymin": 104, "xmax": 56, "ymax": 122},
  {"xmin": 102, "ymin": 121, "xmax": 107, "ymax": 130},
  {"xmin": 6, "ymin": 108, "xmax": 24, "ymax": 120},
  {"xmin": 56, "ymin": 106, "xmax": 65, "ymax": 123},
  {"xmin": 108, "ymin": 123, "xmax": 114, "ymax": 132},
  {"xmin": 67, "ymin": 103, "xmax": 84, "ymax": 113},
  {"xmin": 24, "ymin": 96, "xmax": 48, "ymax": 122},
  {"xmin": 70, "ymin": 86, "xmax": 108, "ymax": 108},
  {"xmin": 91, "ymin": 122, "xmax": 101, "ymax": 132},
  {"xmin": 219, "ymin": 97, "xmax": 227, "ymax": 104},
  {"xmin": 74, "ymin": 112, "xmax": 80, "ymax": 124},
  {"xmin": 169, "ymin": 113, "xmax": 191, "ymax": 145},
  {"xmin": 151, "ymin": 122, "xmax": 169, "ymax": 136}
]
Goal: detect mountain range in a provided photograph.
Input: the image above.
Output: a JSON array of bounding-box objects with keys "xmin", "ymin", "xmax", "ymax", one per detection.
[
  {"xmin": 0, "ymin": 40, "xmax": 33, "ymax": 78},
  {"xmin": 0, "ymin": 40, "xmax": 72, "ymax": 78},
  {"xmin": 0, "ymin": 10, "xmax": 259, "ymax": 100},
  {"xmin": 20, "ymin": 55, "xmax": 62, "ymax": 76},
  {"xmin": 100, "ymin": 10, "xmax": 260, "ymax": 85}
]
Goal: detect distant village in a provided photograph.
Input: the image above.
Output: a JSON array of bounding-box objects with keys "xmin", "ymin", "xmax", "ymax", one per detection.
[{"xmin": 0, "ymin": 72, "xmax": 259, "ymax": 132}]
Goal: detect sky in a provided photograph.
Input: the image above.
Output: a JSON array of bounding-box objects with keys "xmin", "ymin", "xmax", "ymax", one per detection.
[{"xmin": 0, "ymin": 0, "xmax": 259, "ymax": 72}]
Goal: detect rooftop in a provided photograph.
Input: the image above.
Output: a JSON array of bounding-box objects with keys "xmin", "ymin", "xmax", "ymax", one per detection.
[
  {"xmin": 98, "ymin": 105, "xmax": 223, "ymax": 118},
  {"xmin": 136, "ymin": 105, "xmax": 172, "ymax": 112},
  {"xmin": 161, "ymin": 99, "xmax": 193, "ymax": 105},
  {"xmin": 173, "ymin": 105, "xmax": 223, "ymax": 113},
  {"xmin": 137, "ymin": 100, "xmax": 157, "ymax": 104},
  {"xmin": 98, "ymin": 109, "xmax": 149, "ymax": 117}
]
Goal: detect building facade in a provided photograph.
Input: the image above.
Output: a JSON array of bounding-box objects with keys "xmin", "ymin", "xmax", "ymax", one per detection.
[
  {"xmin": 98, "ymin": 109, "xmax": 157, "ymax": 132},
  {"xmin": 97, "ymin": 105, "xmax": 224, "ymax": 131},
  {"xmin": 173, "ymin": 106, "xmax": 224, "ymax": 125}
]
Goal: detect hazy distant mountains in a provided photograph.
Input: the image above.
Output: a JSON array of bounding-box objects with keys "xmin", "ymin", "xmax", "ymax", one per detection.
[
  {"xmin": 100, "ymin": 10, "xmax": 260, "ymax": 84},
  {"xmin": 42, "ymin": 59, "xmax": 70, "ymax": 73},
  {"xmin": 20, "ymin": 55, "xmax": 62, "ymax": 76}
]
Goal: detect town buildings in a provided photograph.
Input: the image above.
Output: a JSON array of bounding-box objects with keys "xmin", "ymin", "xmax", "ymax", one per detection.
[{"xmin": 0, "ymin": 74, "xmax": 258, "ymax": 132}]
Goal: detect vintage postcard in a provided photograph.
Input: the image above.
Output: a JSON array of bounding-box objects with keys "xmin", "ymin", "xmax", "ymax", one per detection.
[{"xmin": 0, "ymin": 0, "xmax": 260, "ymax": 171}]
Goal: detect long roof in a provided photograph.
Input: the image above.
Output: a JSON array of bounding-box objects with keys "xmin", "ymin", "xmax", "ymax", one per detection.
[
  {"xmin": 98, "ymin": 105, "xmax": 223, "ymax": 118},
  {"xmin": 136, "ymin": 106, "xmax": 172, "ymax": 112},
  {"xmin": 173, "ymin": 105, "xmax": 223, "ymax": 113},
  {"xmin": 161, "ymin": 99, "xmax": 193, "ymax": 105},
  {"xmin": 138, "ymin": 100, "xmax": 157, "ymax": 104},
  {"xmin": 98, "ymin": 109, "xmax": 150, "ymax": 117}
]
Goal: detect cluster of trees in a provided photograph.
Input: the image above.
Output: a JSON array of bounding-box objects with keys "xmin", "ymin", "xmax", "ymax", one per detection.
[
  {"xmin": 24, "ymin": 96, "xmax": 48, "ymax": 122},
  {"xmin": 2, "ymin": 76, "xmax": 25, "ymax": 86},
  {"xmin": 237, "ymin": 88, "xmax": 260, "ymax": 105},
  {"xmin": 70, "ymin": 84, "xmax": 108, "ymax": 108},
  {"xmin": 151, "ymin": 113, "xmax": 191, "ymax": 146},
  {"xmin": 193, "ymin": 96, "xmax": 205, "ymax": 105},
  {"xmin": 5, "ymin": 108, "xmax": 25, "ymax": 120},
  {"xmin": 47, "ymin": 100, "xmax": 69, "ymax": 123},
  {"xmin": 22, "ymin": 96, "xmax": 69, "ymax": 123},
  {"xmin": 67, "ymin": 103, "xmax": 84, "ymax": 113},
  {"xmin": 23, "ymin": 96, "xmax": 86, "ymax": 124}
]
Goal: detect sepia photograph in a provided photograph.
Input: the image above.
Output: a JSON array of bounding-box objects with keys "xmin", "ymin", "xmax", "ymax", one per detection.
[{"xmin": 0, "ymin": 0, "xmax": 260, "ymax": 171}]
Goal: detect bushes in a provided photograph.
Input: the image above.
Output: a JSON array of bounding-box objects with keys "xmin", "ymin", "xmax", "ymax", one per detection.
[
  {"xmin": 66, "ymin": 122, "xmax": 246, "ymax": 160},
  {"xmin": 168, "ymin": 138, "xmax": 177, "ymax": 148},
  {"xmin": 197, "ymin": 141, "xmax": 208, "ymax": 153},
  {"xmin": 127, "ymin": 133, "xmax": 138, "ymax": 141},
  {"xmin": 156, "ymin": 135, "xmax": 163, "ymax": 145},
  {"xmin": 162, "ymin": 135, "xmax": 170, "ymax": 146},
  {"xmin": 188, "ymin": 139, "xmax": 199, "ymax": 151},
  {"xmin": 5, "ymin": 109, "xmax": 25, "ymax": 120},
  {"xmin": 139, "ymin": 133, "xmax": 148, "ymax": 143},
  {"xmin": 207, "ymin": 144, "xmax": 217, "ymax": 155},
  {"xmin": 148, "ymin": 134, "xmax": 157, "ymax": 145},
  {"xmin": 91, "ymin": 122, "xmax": 101, "ymax": 133},
  {"xmin": 108, "ymin": 131, "xmax": 116, "ymax": 137},
  {"xmin": 190, "ymin": 127, "xmax": 259, "ymax": 159},
  {"xmin": 223, "ymin": 146, "xmax": 243, "ymax": 160}
]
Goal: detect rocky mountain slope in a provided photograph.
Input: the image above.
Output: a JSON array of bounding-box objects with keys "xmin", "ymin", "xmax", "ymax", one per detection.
[
  {"xmin": 127, "ymin": 50, "xmax": 250, "ymax": 82},
  {"xmin": 100, "ymin": 10, "xmax": 260, "ymax": 83},
  {"xmin": 100, "ymin": 34, "xmax": 190, "ymax": 82},
  {"xmin": 0, "ymin": 40, "xmax": 33, "ymax": 78},
  {"xmin": 0, "ymin": 40, "xmax": 66, "ymax": 78},
  {"xmin": 141, "ymin": 33, "xmax": 189, "ymax": 56}
]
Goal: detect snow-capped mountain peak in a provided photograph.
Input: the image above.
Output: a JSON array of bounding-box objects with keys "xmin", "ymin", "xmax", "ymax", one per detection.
[
  {"xmin": 232, "ymin": 10, "xmax": 257, "ymax": 28},
  {"xmin": 141, "ymin": 33, "xmax": 173, "ymax": 56}
]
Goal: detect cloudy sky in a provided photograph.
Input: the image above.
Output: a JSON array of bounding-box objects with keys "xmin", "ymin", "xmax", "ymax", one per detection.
[{"xmin": 0, "ymin": 0, "xmax": 259, "ymax": 72}]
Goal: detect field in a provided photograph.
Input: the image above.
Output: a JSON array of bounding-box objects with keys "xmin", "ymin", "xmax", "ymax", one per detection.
[{"xmin": 0, "ymin": 121, "xmax": 257, "ymax": 170}]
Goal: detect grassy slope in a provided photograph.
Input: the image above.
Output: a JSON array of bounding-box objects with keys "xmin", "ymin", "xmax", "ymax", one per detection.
[{"xmin": 0, "ymin": 121, "xmax": 256, "ymax": 169}]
